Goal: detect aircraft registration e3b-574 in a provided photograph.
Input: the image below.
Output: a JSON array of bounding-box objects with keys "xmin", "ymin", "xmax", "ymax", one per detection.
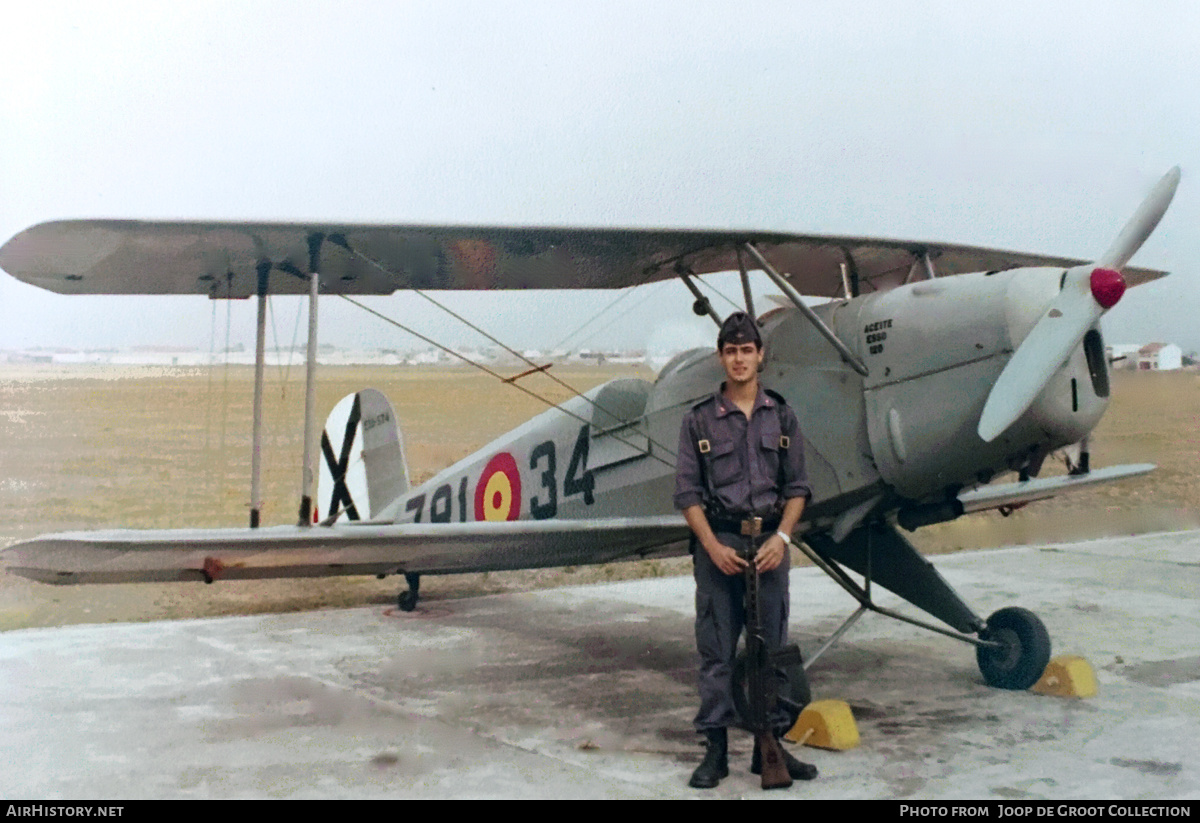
[{"xmin": 0, "ymin": 167, "xmax": 1180, "ymax": 700}]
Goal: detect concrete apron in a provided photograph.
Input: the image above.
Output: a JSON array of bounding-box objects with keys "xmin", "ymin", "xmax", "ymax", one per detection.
[{"xmin": 0, "ymin": 530, "xmax": 1197, "ymax": 799}]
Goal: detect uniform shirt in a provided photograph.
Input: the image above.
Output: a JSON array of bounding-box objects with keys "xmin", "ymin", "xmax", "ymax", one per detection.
[{"xmin": 673, "ymin": 384, "xmax": 812, "ymax": 516}]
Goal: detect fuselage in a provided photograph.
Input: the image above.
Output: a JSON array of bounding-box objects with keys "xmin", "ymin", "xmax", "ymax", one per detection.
[{"xmin": 379, "ymin": 266, "xmax": 1111, "ymax": 532}]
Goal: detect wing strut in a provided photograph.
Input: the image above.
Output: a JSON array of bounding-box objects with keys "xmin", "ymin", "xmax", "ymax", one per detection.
[
  {"xmin": 904, "ymin": 251, "xmax": 938, "ymax": 284},
  {"xmin": 839, "ymin": 247, "xmax": 861, "ymax": 297},
  {"xmin": 298, "ymin": 233, "xmax": 324, "ymax": 526},
  {"xmin": 676, "ymin": 267, "xmax": 723, "ymax": 327},
  {"xmin": 250, "ymin": 260, "xmax": 270, "ymax": 528},
  {"xmin": 742, "ymin": 243, "xmax": 869, "ymax": 377},
  {"xmin": 735, "ymin": 247, "xmax": 757, "ymax": 322}
]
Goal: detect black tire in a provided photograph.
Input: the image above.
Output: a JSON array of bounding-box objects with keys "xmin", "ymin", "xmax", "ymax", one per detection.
[
  {"xmin": 397, "ymin": 590, "xmax": 418, "ymax": 612},
  {"xmin": 976, "ymin": 607, "xmax": 1051, "ymax": 690},
  {"xmin": 732, "ymin": 649, "xmax": 811, "ymax": 730}
]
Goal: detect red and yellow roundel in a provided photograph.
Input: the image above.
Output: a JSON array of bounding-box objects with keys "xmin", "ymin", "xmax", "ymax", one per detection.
[{"xmin": 474, "ymin": 452, "xmax": 522, "ymax": 521}]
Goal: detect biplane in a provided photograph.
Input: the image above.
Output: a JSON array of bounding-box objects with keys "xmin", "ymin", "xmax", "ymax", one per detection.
[{"xmin": 0, "ymin": 167, "xmax": 1179, "ymax": 697}]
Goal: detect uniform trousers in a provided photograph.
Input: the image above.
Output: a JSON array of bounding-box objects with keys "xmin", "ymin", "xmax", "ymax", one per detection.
[{"xmin": 693, "ymin": 529, "xmax": 791, "ymax": 732}]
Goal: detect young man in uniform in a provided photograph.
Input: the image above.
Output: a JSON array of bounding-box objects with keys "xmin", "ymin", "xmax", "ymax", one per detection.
[{"xmin": 673, "ymin": 311, "xmax": 817, "ymax": 789}]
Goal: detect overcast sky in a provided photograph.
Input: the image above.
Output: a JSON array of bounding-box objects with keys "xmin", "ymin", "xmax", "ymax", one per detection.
[{"xmin": 1, "ymin": 1, "xmax": 1197, "ymax": 354}]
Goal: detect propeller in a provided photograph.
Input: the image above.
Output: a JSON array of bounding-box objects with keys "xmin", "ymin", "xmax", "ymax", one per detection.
[{"xmin": 977, "ymin": 167, "xmax": 1180, "ymax": 442}]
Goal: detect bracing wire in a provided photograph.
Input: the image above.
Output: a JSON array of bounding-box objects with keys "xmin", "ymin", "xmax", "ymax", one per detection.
[
  {"xmin": 567, "ymin": 281, "xmax": 671, "ymax": 350},
  {"xmin": 285, "ymin": 295, "xmax": 303, "ymax": 392},
  {"xmin": 548, "ymin": 286, "xmax": 638, "ymax": 352},
  {"xmin": 264, "ymin": 295, "xmax": 296, "ymax": 514},
  {"xmin": 267, "ymin": 295, "xmax": 304, "ymax": 398},
  {"xmin": 217, "ymin": 278, "xmax": 233, "ymax": 497},
  {"xmin": 409, "ymin": 287, "xmax": 678, "ymax": 456},
  {"xmin": 267, "ymin": 296, "xmax": 286, "ymax": 385},
  {"xmin": 337, "ymin": 246, "xmax": 680, "ymax": 460},
  {"xmin": 203, "ymin": 299, "xmax": 219, "ymax": 505},
  {"xmin": 338, "ymin": 294, "xmax": 677, "ymax": 468}
]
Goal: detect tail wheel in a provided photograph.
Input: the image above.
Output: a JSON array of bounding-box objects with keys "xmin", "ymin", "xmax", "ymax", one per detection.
[
  {"xmin": 976, "ymin": 607, "xmax": 1051, "ymax": 690},
  {"xmin": 731, "ymin": 649, "xmax": 811, "ymax": 731},
  {"xmin": 397, "ymin": 573, "xmax": 420, "ymax": 612}
]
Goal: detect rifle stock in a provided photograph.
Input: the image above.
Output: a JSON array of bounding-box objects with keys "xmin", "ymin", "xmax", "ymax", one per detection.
[{"xmin": 743, "ymin": 544, "xmax": 793, "ymax": 790}]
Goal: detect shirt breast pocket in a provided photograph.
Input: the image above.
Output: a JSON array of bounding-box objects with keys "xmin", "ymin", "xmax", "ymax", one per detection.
[
  {"xmin": 759, "ymin": 431, "xmax": 782, "ymax": 479},
  {"xmin": 707, "ymin": 438, "xmax": 740, "ymax": 488}
]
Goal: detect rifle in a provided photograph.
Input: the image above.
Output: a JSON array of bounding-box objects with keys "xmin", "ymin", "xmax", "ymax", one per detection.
[{"xmin": 742, "ymin": 542, "xmax": 799, "ymax": 790}]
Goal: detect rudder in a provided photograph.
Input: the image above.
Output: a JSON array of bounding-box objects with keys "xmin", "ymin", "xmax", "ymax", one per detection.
[{"xmin": 317, "ymin": 388, "xmax": 409, "ymax": 522}]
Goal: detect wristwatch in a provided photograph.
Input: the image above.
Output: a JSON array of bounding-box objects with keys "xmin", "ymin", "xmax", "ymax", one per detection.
[{"xmin": 776, "ymin": 530, "xmax": 792, "ymax": 546}]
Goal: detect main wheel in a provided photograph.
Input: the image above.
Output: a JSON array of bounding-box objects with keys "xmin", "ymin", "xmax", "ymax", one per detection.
[
  {"xmin": 731, "ymin": 649, "xmax": 811, "ymax": 730},
  {"xmin": 976, "ymin": 607, "xmax": 1051, "ymax": 690}
]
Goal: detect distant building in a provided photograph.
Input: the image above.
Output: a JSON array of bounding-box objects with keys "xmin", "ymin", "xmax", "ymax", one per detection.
[
  {"xmin": 1106, "ymin": 344, "xmax": 1142, "ymax": 370},
  {"xmin": 575, "ymin": 350, "xmax": 606, "ymax": 364},
  {"xmin": 1106, "ymin": 342, "xmax": 1183, "ymax": 371},
  {"xmin": 405, "ymin": 349, "xmax": 446, "ymax": 365},
  {"xmin": 4, "ymin": 352, "xmax": 53, "ymax": 364},
  {"xmin": 1136, "ymin": 342, "xmax": 1183, "ymax": 371}
]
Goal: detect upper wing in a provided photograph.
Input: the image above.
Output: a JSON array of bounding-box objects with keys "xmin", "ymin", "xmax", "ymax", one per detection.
[
  {"xmin": 1, "ymin": 516, "xmax": 691, "ymax": 585},
  {"xmin": 1, "ymin": 220, "xmax": 1167, "ymax": 298}
]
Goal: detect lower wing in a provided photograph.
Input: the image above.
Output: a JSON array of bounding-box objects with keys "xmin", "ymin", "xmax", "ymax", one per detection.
[
  {"xmin": 3, "ymin": 517, "xmax": 690, "ymax": 585},
  {"xmin": 957, "ymin": 463, "xmax": 1155, "ymax": 514}
]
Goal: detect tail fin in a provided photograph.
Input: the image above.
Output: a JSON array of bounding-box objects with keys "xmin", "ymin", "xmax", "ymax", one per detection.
[{"xmin": 317, "ymin": 388, "xmax": 409, "ymax": 523}]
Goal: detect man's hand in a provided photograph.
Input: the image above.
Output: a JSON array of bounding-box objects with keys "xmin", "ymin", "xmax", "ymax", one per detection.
[
  {"xmin": 705, "ymin": 541, "xmax": 749, "ymax": 576},
  {"xmin": 684, "ymin": 505, "xmax": 749, "ymax": 576},
  {"xmin": 754, "ymin": 533, "xmax": 788, "ymax": 572}
]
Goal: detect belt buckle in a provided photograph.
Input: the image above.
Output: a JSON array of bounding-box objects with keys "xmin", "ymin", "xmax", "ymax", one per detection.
[{"xmin": 741, "ymin": 516, "xmax": 763, "ymax": 536}]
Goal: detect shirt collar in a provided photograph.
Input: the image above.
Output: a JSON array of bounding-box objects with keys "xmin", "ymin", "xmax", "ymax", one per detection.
[{"xmin": 714, "ymin": 383, "xmax": 772, "ymax": 418}]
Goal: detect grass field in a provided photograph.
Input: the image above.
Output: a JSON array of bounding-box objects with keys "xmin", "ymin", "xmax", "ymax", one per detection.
[{"xmin": 0, "ymin": 364, "xmax": 1195, "ymax": 629}]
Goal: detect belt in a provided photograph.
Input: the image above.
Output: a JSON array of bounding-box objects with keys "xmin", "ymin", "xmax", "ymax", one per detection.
[{"xmin": 706, "ymin": 514, "xmax": 781, "ymax": 537}]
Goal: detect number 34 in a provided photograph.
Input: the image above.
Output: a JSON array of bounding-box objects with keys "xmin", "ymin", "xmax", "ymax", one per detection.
[{"xmin": 530, "ymin": 425, "xmax": 595, "ymax": 519}]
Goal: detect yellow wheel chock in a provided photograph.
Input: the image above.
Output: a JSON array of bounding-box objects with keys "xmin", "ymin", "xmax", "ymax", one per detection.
[
  {"xmin": 1031, "ymin": 655, "xmax": 1098, "ymax": 698},
  {"xmin": 785, "ymin": 699, "xmax": 860, "ymax": 750}
]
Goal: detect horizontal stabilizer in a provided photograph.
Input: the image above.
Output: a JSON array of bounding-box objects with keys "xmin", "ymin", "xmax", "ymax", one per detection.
[
  {"xmin": 2, "ymin": 516, "xmax": 690, "ymax": 585},
  {"xmin": 957, "ymin": 464, "xmax": 1154, "ymax": 514}
]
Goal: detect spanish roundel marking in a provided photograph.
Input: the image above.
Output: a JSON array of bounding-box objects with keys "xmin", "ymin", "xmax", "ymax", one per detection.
[{"xmin": 474, "ymin": 452, "xmax": 521, "ymax": 521}]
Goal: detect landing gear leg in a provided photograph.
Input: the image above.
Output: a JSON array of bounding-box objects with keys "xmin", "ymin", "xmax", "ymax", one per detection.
[
  {"xmin": 1067, "ymin": 436, "xmax": 1091, "ymax": 476},
  {"xmin": 398, "ymin": 572, "xmax": 421, "ymax": 612}
]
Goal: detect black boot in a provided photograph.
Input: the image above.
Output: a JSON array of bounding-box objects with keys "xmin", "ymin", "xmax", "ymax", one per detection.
[
  {"xmin": 751, "ymin": 737, "xmax": 818, "ymax": 781},
  {"xmin": 689, "ymin": 728, "xmax": 729, "ymax": 789}
]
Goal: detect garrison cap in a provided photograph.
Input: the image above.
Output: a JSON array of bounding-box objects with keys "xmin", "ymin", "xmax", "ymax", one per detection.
[{"xmin": 717, "ymin": 311, "xmax": 762, "ymax": 350}]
